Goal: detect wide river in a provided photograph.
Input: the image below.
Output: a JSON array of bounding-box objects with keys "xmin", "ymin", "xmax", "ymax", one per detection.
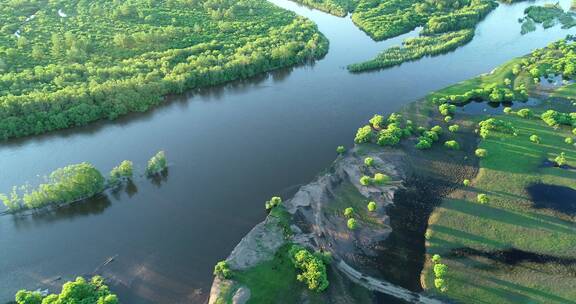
[{"xmin": 0, "ymin": 0, "xmax": 573, "ymax": 302}]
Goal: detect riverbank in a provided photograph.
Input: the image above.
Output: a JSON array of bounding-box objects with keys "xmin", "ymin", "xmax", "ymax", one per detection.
[{"xmin": 209, "ymin": 38, "xmax": 575, "ymax": 303}]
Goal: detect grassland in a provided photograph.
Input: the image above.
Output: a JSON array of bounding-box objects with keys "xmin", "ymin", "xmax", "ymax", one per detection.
[{"xmin": 420, "ymin": 40, "xmax": 576, "ymax": 303}]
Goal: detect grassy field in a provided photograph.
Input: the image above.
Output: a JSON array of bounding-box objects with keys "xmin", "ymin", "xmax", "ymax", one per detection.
[
  {"xmin": 423, "ymin": 102, "xmax": 576, "ymax": 303},
  {"xmin": 426, "ymin": 58, "xmax": 533, "ymax": 102}
]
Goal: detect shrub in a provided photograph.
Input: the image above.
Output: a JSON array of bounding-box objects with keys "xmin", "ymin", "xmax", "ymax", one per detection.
[
  {"xmin": 109, "ymin": 160, "xmax": 133, "ymax": 186},
  {"xmin": 475, "ymin": 148, "xmax": 488, "ymax": 158},
  {"xmin": 377, "ymin": 127, "xmax": 402, "ymax": 146},
  {"xmin": 364, "ymin": 157, "xmax": 374, "ymax": 167},
  {"xmin": 444, "ymin": 116, "xmax": 453, "ymax": 123},
  {"xmin": 565, "ymin": 137, "xmax": 574, "ymax": 145},
  {"xmin": 265, "ymin": 196, "xmax": 282, "ymax": 210},
  {"xmin": 477, "ymin": 194, "xmax": 489, "ymax": 204},
  {"xmin": 478, "ymin": 118, "xmax": 516, "ymax": 139},
  {"xmin": 424, "ymin": 131, "xmax": 439, "ymax": 142},
  {"xmin": 415, "ymin": 137, "xmax": 433, "ymax": 149},
  {"xmin": 347, "ymin": 218, "xmax": 357, "ymax": 230},
  {"xmin": 344, "ymin": 207, "xmax": 354, "ymax": 218},
  {"xmin": 431, "ymin": 125, "xmax": 443, "ymax": 134},
  {"xmin": 529, "ymin": 134, "xmax": 541, "ymax": 144},
  {"xmin": 448, "ymin": 124, "xmax": 459, "ymax": 133},
  {"xmin": 463, "ymin": 179, "xmax": 470, "ymax": 186},
  {"xmin": 373, "ymin": 173, "xmax": 391, "ymax": 185},
  {"xmin": 367, "ymin": 201, "xmax": 377, "ymax": 212},
  {"xmin": 336, "ymin": 146, "xmax": 346, "ymax": 154},
  {"xmin": 214, "ymin": 261, "xmax": 231, "ymax": 279},
  {"xmin": 354, "ymin": 125, "xmax": 373, "ymax": 143},
  {"xmin": 573, "ymin": 128, "xmax": 576, "ymax": 135},
  {"xmin": 369, "ymin": 114, "xmax": 385, "ymax": 129},
  {"xmin": 146, "ymin": 151, "xmax": 167, "ymax": 176},
  {"xmin": 444, "ymin": 140, "xmax": 460, "ymax": 150},
  {"xmin": 516, "ymin": 108, "xmax": 533, "ymax": 118},
  {"xmin": 503, "ymin": 107, "xmax": 512, "ymax": 114},
  {"xmin": 387, "ymin": 113, "xmax": 402, "ymax": 124},
  {"xmin": 289, "ymin": 245, "xmax": 329, "ymax": 292},
  {"xmin": 541, "ymin": 110, "xmax": 576, "ymax": 127},
  {"xmin": 432, "ymin": 254, "xmax": 442, "ymax": 263},
  {"xmin": 434, "ymin": 263, "xmax": 448, "ymax": 278},
  {"xmin": 439, "ymin": 104, "xmax": 456, "ymax": 116},
  {"xmin": 360, "ymin": 176, "xmax": 372, "ymax": 186},
  {"xmin": 554, "ymin": 152, "xmax": 567, "ymax": 166}
]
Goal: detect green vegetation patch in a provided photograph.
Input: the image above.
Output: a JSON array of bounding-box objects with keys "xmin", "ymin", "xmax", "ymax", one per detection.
[
  {"xmin": 0, "ymin": 0, "xmax": 327, "ymax": 140},
  {"xmin": 424, "ymin": 108, "xmax": 576, "ymax": 302},
  {"xmin": 291, "ymin": 0, "xmax": 358, "ymax": 16},
  {"xmin": 347, "ymin": 0, "xmax": 497, "ymax": 72},
  {"xmin": 521, "ymin": 3, "xmax": 576, "ymax": 34},
  {"xmin": 15, "ymin": 276, "xmax": 118, "ymax": 304}
]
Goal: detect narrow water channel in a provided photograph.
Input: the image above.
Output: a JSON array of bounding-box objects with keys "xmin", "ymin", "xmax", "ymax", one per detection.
[{"xmin": 0, "ymin": 0, "xmax": 573, "ymax": 302}]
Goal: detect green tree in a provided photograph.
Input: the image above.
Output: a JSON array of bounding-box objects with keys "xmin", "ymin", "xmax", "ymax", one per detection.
[
  {"xmin": 373, "ymin": 173, "xmax": 390, "ymax": 185},
  {"xmin": 146, "ymin": 151, "xmax": 167, "ymax": 175},
  {"xmin": 360, "ymin": 175, "xmax": 372, "ymax": 186},
  {"xmin": 214, "ymin": 261, "xmax": 232, "ymax": 279},
  {"xmin": 367, "ymin": 201, "xmax": 377, "ymax": 212},
  {"xmin": 530, "ymin": 134, "xmax": 541, "ymax": 144},
  {"xmin": 344, "ymin": 207, "xmax": 354, "ymax": 218},
  {"xmin": 336, "ymin": 146, "xmax": 346, "ymax": 154},
  {"xmin": 444, "ymin": 140, "xmax": 460, "ymax": 150},
  {"xmin": 554, "ymin": 152, "xmax": 567, "ymax": 166},
  {"xmin": 475, "ymin": 148, "xmax": 488, "ymax": 158},
  {"xmin": 463, "ymin": 179, "xmax": 470, "ymax": 186},
  {"xmin": 289, "ymin": 245, "xmax": 329, "ymax": 292},
  {"xmin": 347, "ymin": 218, "xmax": 357, "ymax": 230},
  {"xmin": 364, "ymin": 157, "xmax": 374, "ymax": 167},
  {"xmin": 265, "ymin": 196, "xmax": 282, "ymax": 210},
  {"xmin": 477, "ymin": 193, "xmax": 489, "ymax": 204},
  {"xmin": 109, "ymin": 160, "xmax": 133, "ymax": 186},
  {"xmin": 448, "ymin": 124, "xmax": 459, "ymax": 132}
]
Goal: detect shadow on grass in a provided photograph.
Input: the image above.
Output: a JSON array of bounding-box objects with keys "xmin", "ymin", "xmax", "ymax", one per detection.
[
  {"xmin": 443, "ymin": 200, "xmax": 574, "ymax": 235},
  {"xmin": 487, "ymin": 276, "xmax": 576, "ymax": 304}
]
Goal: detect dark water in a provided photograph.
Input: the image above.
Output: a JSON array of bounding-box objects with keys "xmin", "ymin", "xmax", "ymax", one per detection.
[
  {"xmin": 527, "ymin": 183, "xmax": 576, "ymax": 216},
  {"xmin": 0, "ymin": 0, "xmax": 573, "ymax": 302}
]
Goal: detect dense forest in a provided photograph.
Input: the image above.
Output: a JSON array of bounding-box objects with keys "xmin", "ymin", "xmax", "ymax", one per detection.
[
  {"xmin": 291, "ymin": 0, "xmax": 357, "ymax": 16},
  {"xmin": 349, "ymin": 0, "xmax": 497, "ymax": 71},
  {"xmin": 0, "ymin": 0, "xmax": 327, "ymax": 140}
]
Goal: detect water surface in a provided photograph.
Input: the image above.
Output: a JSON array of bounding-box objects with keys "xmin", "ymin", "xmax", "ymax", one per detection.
[{"xmin": 0, "ymin": 0, "xmax": 573, "ymax": 302}]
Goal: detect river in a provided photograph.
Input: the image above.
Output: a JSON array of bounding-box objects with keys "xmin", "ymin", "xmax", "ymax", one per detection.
[{"xmin": 0, "ymin": 0, "xmax": 573, "ymax": 303}]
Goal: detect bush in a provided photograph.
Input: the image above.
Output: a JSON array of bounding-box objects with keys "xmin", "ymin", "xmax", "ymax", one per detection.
[
  {"xmin": 364, "ymin": 157, "xmax": 374, "ymax": 167},
  {"xmin": 336, "ymin": 146, "xmax": 346, "ymax": 154},
  {"xmin": 376, "ymin": 127, "xmax": 402, "ymax": 146},
  {"xmin": 503, "ymin": 107, "xmax": 512, "ymax": 114},
  {"xmin": 565, "ymin": 137, "xmax": 574, "ymax": 145},
  {"xmin": 431, "ymin": 125, "xmax": 443, "ymax": 134},
  {"xmin": 475, "ymin": 148, "xmax": 488, "ymax": 158},
  {"xmin": 265, "ymin": 196, "xmax": 282, "ymax": 210},
  {"xmin": 373, "ymin": 173, "xmax": 391, "ymax": 185},
  {"xmin": 289, "ymin": 245, "xmax": 329, "ymax": 292},
  {"xmin": 367, "ymin": 201, "xmax": 377, "ymax": 212},
  {"xmin": 146, "ymin": 151, "xmax": 167, "ymax": 176},
  {"xmin": 478, "ymin": 118, "xmax": 516, "ymax": 139},
  {"xmin": 463, "ymin": 179, "xmax": 470, "ymax": 186},
  {"xmin": 439, "ymin": 103, "xmax": 456, "ymax": 116},
  {"xmin": 530, "ymin": 134, "xmax": 541, "ymax": 144},
  {"xmin": 360, "ymin": 175, "xmax": 372, "ymax": 186},
  {"xmin": 15, "ymin": 276, "xmax": 118, "ymax": 304},
  {"xmin": 448, "ymin": 124, "xmax": 460, "ymax": 132},
  {"xmin": 554, "ymin": 152, "xmax": 567, "ymax": 166},
  {"xmin": 444, "ymin": 116, "xmax": 453, "ymax": 123},
  {"xmin": 516, "ymin": 108, "xmax": 533, "ymax": 118},
  {"xmin": 347, "ymin": 218, "xmax": 357, "ymax": 230},
  {"xmin": 109, "ymin": 160, "xmax": 133, "ymax": 186},
  {"xmin": 444, "ymin": 140, "xmax": 460, "ymax": 150},
  {"xmin": 477, "ymin": 194, "xmax": 489, "ymax": 204},
  {"xmin": 416, "ymin": 137, "xmax": 433, "ymax": 149},
  {"xmin": 354, "ymin": 125, "xmax": 373, "ymax": 143},
  {"xmin": 344, "ymin": 207, "xmax": 354, "ymax": 218},
  {"xmin": 213, "ymin": 261, "xmax": 231, "ymax": 279},
  {"xmin": 369, "ymin": 114, "xmax": 385, "ymax": 129}
]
